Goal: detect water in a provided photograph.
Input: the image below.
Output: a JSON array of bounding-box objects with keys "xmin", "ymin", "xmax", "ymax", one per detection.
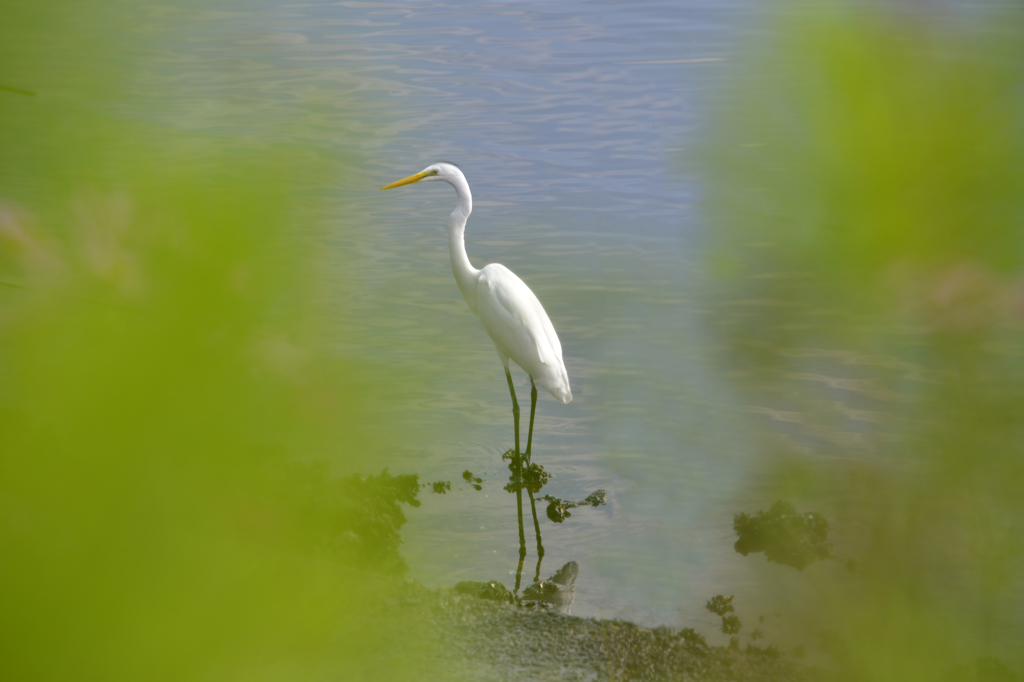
[
  {"xmin": 9, "ymin": 0, "xmax": 1022, "ymax": 654},
  {"xmin": 302, "ymin": 0, "xmax": 761, "ymax": 628},
  {"xmin": 122, "ymin": 0, "xmax": 912, "ymax": 633}
]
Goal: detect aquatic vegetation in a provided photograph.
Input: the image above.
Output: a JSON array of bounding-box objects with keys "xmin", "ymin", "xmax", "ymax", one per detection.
[
  {"xmin": 429, "ymin": 480, "xmax": 452, "ymax": 494},
  {"xmin": 679, "ymin": 628, "xmax": 707, "ymax": 647},
  {"xmin": 705, "ymin": 595, "xmax": 736, "ymax": 617},
  {"xmin": 705, "ymin": 595, "xmax": 749, "ymax": 637},
  {"xmin": 502, "ymin": 450, "xmax": 552, "ymax": 494},
  {"xmin": 733, "ymin": 500, "xmax": 833, "ymax": 570},
  {"xmin": 721, "ymin": 615, "xmax": 743, "ymax": 636},
  {"xmin": 744, "ymin": 643, "xmax": 782, "ymax": 660},
  {"xmin": 542, "ymin": 489, "xmax": 609, "ymax": 523},
  {"xmin": 462, "ymin": 469, "xmax": 483, "ymax": 490},
  {"xmin": 454, "ymin": 580, "xmax": 513, "ymax": 604}
]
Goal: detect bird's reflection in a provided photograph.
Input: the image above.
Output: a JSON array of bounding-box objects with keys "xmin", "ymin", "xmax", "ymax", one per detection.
[
  {"xmin": 522, "ymin": 560, "xmax": 579, "ymax": 611},
  {"xmin": 454, "ymin": 560, "xmax": 580, "ymax": 614},
  {"xmin": 428, "ymin": 446, "xmax": 605, "ymax": 612},
  {"xmin": 497, "ymin": 446, "xmax": 605, "ymax": 612},
  {"xmin": 502, "ymin": 447, "xmax": 547, "ymax": 595}
]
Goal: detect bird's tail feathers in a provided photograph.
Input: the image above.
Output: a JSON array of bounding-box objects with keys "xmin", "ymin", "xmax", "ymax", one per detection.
[{"xmin": 538, "ymin": 369, "xmax": 572, "ymax": 404}]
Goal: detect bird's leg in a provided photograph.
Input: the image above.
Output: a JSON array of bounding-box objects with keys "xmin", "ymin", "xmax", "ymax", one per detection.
[
  {"xmin": 505, "ymin": 367, "xmax": 521, "ymax": 463},
  {"xmin": 504, "ymin": 366, "xmax": 526, "ymax": 553},
  {"xmin": 514, "ymin": 536, "xmax": 526, "ymax": 596},
  {"xmin": 523, "ymin": 377, "xmax": 543, "ymax": 557},
  {"xmin": 516, "ymin": 485, "xmax": 527, "ymax": 572},
  {"xmin": 527, "ymin": 488, "xmax": 545, "ymax": 558},
  {"xmin": 525, "ymin": 377, "xmax": 538, "ymax": 465},
  {"xmin": 515, "ymin": 486, "xmax": 527, "ymax": 557},
  {"xmin": 515, "ymin": 474, "xmax": 527, "ymax": 582}
]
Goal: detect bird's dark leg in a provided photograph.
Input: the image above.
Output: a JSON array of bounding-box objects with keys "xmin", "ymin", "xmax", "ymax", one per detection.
[
  {"xmin": 505, "ymin": 366, "xmax": 527, "ymax": 554},
  {"xmin": 523, "ymin": 377, "xmax": 543, "ymax": 557},
  {"xmin": 514, "ymin": 531, "xmax": 526, "ymax": 596},
  {"xmin": 505, "ymin": 366, "xmax": 521, "ymax": 459},
  {"xmin": 527, "ymin": 488, "xmax": 545, "ymax": 558},
  {"xmin": 525, "ymin": 377, "xmax": 538, "ymax": 465}
]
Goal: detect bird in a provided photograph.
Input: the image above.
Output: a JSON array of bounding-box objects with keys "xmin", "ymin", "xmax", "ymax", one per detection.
[{"xmin": 381, "ymin": 162, "xmax": 571, "ymax": 470}]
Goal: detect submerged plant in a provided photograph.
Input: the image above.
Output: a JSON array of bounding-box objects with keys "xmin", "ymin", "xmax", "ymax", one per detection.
[{"xmin": 733, "ymin": 500, "xmax": 833, "ymax": 570}]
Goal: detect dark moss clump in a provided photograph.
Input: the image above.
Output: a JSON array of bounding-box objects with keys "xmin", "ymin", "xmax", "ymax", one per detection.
[
  {"xmin": 706, "ymin": 595, "xmax": 736, "ymax": 616},
  {"xmin": 453, "ymin": 580, "xmax": 513, "ymax": 603},
  {"xmin": 543, "ymin": 489, "xmax": 609, "ymax": 523},
  {"xmin": 733, "ymin": 500, "xmax": 833, "ymax": 570},
  {"xmin": 721, "ymin": 614, "xmax": 743, "ymax": 635}
]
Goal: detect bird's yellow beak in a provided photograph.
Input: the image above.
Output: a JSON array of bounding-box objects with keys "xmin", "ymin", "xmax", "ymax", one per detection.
[{"xmin": 381, "ymin": 170, "xmax": 430, "ymax": 190}]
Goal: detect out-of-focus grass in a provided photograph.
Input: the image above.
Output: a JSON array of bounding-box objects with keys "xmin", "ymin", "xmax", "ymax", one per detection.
[
  {"xmin": 701, "ymin": 3, "xmax": 1024, "ymax": 679},
  {"xmin": 0, "ymin": 3, "xmax": 435, "ymax": 681}
]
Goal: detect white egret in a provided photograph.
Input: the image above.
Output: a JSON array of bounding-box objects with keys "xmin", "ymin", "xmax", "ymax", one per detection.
[{"xmin": 381, "ymin": 162, "xmax": 571, "ymax": 467}]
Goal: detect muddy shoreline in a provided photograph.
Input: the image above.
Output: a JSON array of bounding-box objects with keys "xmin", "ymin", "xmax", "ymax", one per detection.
[{"xmin": 383, "ymin": 581, "xmax": 813, "ymax": 681}]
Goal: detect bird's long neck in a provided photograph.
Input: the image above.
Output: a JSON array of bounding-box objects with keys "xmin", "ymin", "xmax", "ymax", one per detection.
[{"xmin": 447, "ymin": 173, "xmax": 480, "ymax": 314}]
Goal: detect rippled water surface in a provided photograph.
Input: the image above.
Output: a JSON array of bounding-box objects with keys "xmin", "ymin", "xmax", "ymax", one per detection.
[{"xmin": 317, "ymin": 0, "xmax": 756, "ymax": 628}]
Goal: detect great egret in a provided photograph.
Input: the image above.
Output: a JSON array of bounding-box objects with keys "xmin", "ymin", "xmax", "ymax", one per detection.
[{"xmin": 381, "ymin": 162, "xmax": 571, "ymax": 468}]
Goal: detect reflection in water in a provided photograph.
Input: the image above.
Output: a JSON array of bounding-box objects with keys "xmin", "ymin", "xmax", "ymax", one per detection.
[
  {"xmin": 522, "ymin": 561, "xmax": 579, "ymax": 611},
  {"xmin": 439, "ymin": 445, "xmax": 606, "ymax": 614},
  {"xmin": 503, "ymin": 443, "xmax": 608, "ymax": 605},
  {"xmin": 454, "ymin": 561, "xmax": 579, "ymax": 613}
]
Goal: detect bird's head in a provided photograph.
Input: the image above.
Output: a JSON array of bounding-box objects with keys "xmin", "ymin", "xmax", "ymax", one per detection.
[{"xmin": 381, "ymin": 162, "xmax": 464, "ymax": 190}]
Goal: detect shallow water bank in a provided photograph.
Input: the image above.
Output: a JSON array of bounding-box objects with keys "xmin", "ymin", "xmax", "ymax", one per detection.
[{"xmin": 382, "ymin": 581, "xmax": 810, "ymax": 682}]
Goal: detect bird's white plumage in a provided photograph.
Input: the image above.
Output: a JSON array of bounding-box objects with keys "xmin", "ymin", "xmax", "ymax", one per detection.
[
  {"xmin": 381, "ymin": 161, "xmax": 572, "ymax": 406},
  {"xmin": 477, "ymin": 263, "xmax": 571, "ymax": 403}
]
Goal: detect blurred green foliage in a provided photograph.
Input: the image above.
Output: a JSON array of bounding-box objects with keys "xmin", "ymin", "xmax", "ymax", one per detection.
[
  {"xmin": 703, "ymin": 3, "xmax": 1024, "ymax": 679},
  {"xmin": 706, "ymin": 5, "xmax": 1024, "ymax": 304},
  {"xmin": 0, "ymin": 2, "xmax": 433, "ymax": 680},
  {"xmin": 0, "ymin": 142, "xmax": 430, "ymax": 681}
]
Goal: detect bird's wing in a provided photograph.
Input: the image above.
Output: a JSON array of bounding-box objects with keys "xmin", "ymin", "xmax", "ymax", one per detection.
[{"xmin": 477, "ymin": 264, "xmax": 562, "ymax": 370}]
